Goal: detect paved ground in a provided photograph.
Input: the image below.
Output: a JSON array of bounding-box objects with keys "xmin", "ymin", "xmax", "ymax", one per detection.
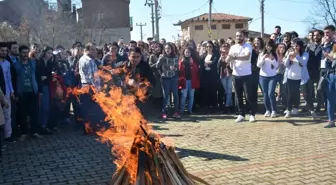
[{"xmin": 1, "ymin": 110, "xmax": 336, "ymax": 185}]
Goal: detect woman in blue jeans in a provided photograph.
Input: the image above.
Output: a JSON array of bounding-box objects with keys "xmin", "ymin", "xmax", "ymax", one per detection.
[
  {"xmin": 36, "ymin": 46, "xmax": 54, "ymax": 135},
  {"xmin": 257, "ymin": 40, "xmax": 279, "ymax": 118},
  {"xmin": 178, "ymin": 48, "xmax": 200, "ymax": 114},
  {"xmin": 156, "ymin": 43, "xmax": 180, "ymax": 119},
  {"xmin": 218, "ymin": 43, "xmax": 233, "ymax": 110}
]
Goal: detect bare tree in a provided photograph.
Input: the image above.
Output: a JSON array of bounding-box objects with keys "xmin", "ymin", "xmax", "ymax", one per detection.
[{"xmin": 312, "ymin": 0, "xmax": 336, "ymax": 26}]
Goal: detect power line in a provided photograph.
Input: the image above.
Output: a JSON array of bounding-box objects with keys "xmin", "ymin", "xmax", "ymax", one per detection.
[
  {"xmin": 264, "ymin": 11, "xmax": 306, "ymax": 23},
  {"xmin": 161, "ymin": 0, "xmax": 209, "ymax": 17}
]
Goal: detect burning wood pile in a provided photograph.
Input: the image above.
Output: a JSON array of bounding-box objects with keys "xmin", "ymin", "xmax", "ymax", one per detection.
[
  {"xmin": 71, "ymin": 67, "xmax": 209, "ymax": 185},
  {"xmin": 111, "ymin": 126, "xmax": 209, "ymax": 185}
]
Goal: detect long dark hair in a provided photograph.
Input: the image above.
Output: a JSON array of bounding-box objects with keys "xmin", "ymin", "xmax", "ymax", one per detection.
[
  {"xmin": 205, "ymin": 40, "xmax": 215, "ymax": 55},
  {"xmin": 263, "ymin": 39, "xmax": 277, "ymax": 60},
  {"xmin": 254, "ymin": 37, "xmax": 265, "ymax": 50},
  {"xmin": 292, "ymin": 38, "xmax": 305, "ymax": 56},
  {"xmin": 163, "ymin": 42, "xmax": 176, "ymax": 58},
  {"xmin": 40, "ymin": 46, "xmax": 53, "ymax": 60}
]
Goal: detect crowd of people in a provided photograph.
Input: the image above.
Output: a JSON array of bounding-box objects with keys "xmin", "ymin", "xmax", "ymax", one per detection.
[{"xmin": 1, "ymin": 24, "xmax": 336, "ymax": 157}]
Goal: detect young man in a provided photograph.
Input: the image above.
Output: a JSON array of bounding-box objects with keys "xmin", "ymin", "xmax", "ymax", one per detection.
[
  {"xmin": 0, "ymin": 42, "xmax": 15, "ymax": 142},
  {"xmin": 14, "ymin": 45, "xmax": 42, "ymax": 140},
  {"xmin": 226, "ymin": 31, "xmax": 256, "ymax": 123},
  {"xmin": 306, "ymin": 30, "xmax": 324, "ymax": 112},
  {"xmin": 274, "ymin": 25, "xmax": 282, "ymax": 44},
  {"xmin": 116, "ymin": 47, "xmax": 155, "ymax": 118}
]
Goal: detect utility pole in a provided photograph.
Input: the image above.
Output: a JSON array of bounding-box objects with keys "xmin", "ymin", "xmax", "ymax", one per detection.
[
  {"xmin": 260, "ymin": 0, "xmax": 265, "ymax": 38},
  {"xmin": 144, "ymin": 0, "xmax": 155, "ymax": 38},
  {"xmin": 154, "ymin": 0, "xmax": 160, "ymax": 41},
  {"xmin": 136, "ymin": 23, "xmax": 147, "ymax": 41},
  {"xmin": 208, "ymin": 0, "xmax": 213, "ymax": 39}
]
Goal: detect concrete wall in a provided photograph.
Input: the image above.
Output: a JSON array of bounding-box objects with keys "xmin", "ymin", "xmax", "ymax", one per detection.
[{"xmin": 181, "ymin": 21, "xmax": 249, "ymax": 44}]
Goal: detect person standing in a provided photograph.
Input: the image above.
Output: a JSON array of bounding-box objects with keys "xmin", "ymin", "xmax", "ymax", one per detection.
[
  {"xmin": 200, "ymin": 41, "xmax": 219, "ymax": 113},
  {"xmin": 156, "ymin": 43, "xmax": 180, "ymax": 119},
  {"xmin": 218, "ymin": 43, "xmax": 233, "ymax": 113},
  {"xmin": 226, "ymin": 31, "xmax": 256, "ymax": 123},
  {"xmin": 36, "ymin": 46, "xmax": 54, "ymax": 135},
  {"xmin": 178, "ymin": 48, "xmax": 200, "ymax": 114},
  {"xmin": 14, "ymin": 45, "xmax": 42, "ymax": 140},
  {"xmin": 257, "ymin": 40, "xmax": 279, "ymax": 118},
  {"xmin": 0, "ymin": 88, "xmax": 9, "ymax": 156},
  {"xmin": 283, "ymin": 39, "xmax": 310, "ymax": 118},
  {"xmin": 78, "ymin": 43, "xmax": 100, "ymax": 133},
  {"xmin": 0, "ymin": 43, "xmax": 15, "ymax": 142}
]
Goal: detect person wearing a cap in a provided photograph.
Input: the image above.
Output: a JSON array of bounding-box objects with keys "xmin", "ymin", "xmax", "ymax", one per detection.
[{"xmin": 0, "ymin": 42, "xmax": 15, "ymax": 142}]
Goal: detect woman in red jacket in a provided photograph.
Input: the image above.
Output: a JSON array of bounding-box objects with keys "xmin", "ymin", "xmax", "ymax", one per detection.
[{"xmin": 178, "ymin": 47, "xmax": 200, "ymax": 114}]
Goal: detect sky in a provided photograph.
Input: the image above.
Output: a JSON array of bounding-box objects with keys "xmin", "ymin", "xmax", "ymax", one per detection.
[
  {"xmin": 129, "ymin": 0, "xmax": 316, "ymax": 41},
  {"xmin": 57, "ymin": 0, "xmax": 316, "ymax": 41}
]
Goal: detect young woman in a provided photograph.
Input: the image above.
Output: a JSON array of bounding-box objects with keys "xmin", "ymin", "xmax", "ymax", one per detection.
[
  {"xmin": 283, "ymin": 39, "xmax": 310, "ymax": 118},
  {"xmin": 218, "ymin": 43, "xmax": 233, "ymax": 112},
  {"xmin": 156, "ymin": 43, "xmax": 180, "ymax": 119},
  {"xmin": 250, "ymin": 37, "xmax": 265, "ymax": 110},
  {"xmin": 36, "ymin": 46, "xmax": 54, "ymax": 134},
  {"xmin": 324, "ymin": 44, "xmax": 336, "ymax": 128},
  {"xmin": 257, "ymin": 40, "xmax": 279, "ymax": 118},
  {"xmin": 276, "ymin": 43, "xmax": 287, "ymax": 111},
  {"xmin": 178, "ymin": 48, "xmax": 200, "ymax": 114},
  {"xmin": 200, "ymin": 41, "xmax": 219, "ymax": 112}
]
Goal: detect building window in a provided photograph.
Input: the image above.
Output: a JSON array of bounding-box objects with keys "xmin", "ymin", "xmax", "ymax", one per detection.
[
  {"xmin": 195, "ymin": 25, "xmax": 203, "ymax": 30},
  {"xmin": 222, "ymin": 24, "xmax": 230, "ymax": 29},
  {"xmin": 211, "ymin": 24, "xmax": 216, "ymax": 30},
  {"xmin": 235, "ymin": 23, "xmax": 244, "ymax": 29},
  {"xmin": 98, "ymin": 13, "xmax": 104, "ymax": 21}
]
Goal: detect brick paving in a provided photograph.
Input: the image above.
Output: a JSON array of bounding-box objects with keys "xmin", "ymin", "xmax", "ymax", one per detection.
[{"xmin": 1, "ymin": 112, "xmax": 336, "ymax": 185}]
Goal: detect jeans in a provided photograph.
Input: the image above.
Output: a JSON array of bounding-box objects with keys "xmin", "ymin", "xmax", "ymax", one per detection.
[
  {"xmin": 277, "ymin": 74, "xmax": 287, "ymax": 108},
  {"xmin": 301, "ymin": 79, "xmax": 314, "ymax": 111},
  {"xmin": 233, "ymin": 75, "xmax": 256, "ymax": 116},
  {"xmin": 286, "ymin": 79, "xmax": 301, "ymax": 111},
  {"xmin": 180, "ymin": 80, "xmax": 195, "ymax": 113},
  {"xmin": 259, "ymin": 76, "xmax": 277, "ymax": 112},
  {"xmin": 18, "ymin": 92, "xmax": 39, "ymax": 135},
  {"xmin": 39, "ymin": 86, "xmax": 50, "ymax": 129},
  {"xmin": 327, "ymin": 74, "xmax": 336, "ymax": 121},
  {"xmin": 3, "ymin": 95, "xmax": 11, "ymax": 138},
  {"xmin": 161, "ymin": 76, "xmax": 179, "ymax": 113},
  {"xmin": 220, "ymin": 76, "xmax": 233, "ymax": 107}
]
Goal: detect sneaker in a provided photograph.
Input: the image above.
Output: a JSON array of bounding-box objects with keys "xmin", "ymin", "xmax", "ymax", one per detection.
[
  {"xmin": 284, "ymin": 111, "xmax": 291, "ymax": 118},
  {"xmin": 249, "ymin": 115, "xmax": 256, "ymax": 123},
  {"xmin": 4, "ymin": 137, "xmax": 16, "ymax": 143},
  {"xmin": 324, "ymin": 121, "xmax": 335, "ymax": 128},
  {"xmin": 291, "ymin": 108, "xmax": 299, "ymax": 115},
  {"xmin": 271, "ymin": 111, "xmax": 277, "ymax": 118},
  {"xmin": 161, "ymin": 113, "xmax": 167, "ymax": 119},
  {"xmin": 264, "ymin": 111, "xmax": 271, "ymax": 117},
  {"xmin": 32, "ymin": 133, "xmax": 43, "ymax": 139},
  {"xmin": 235, "ymin": 115, "xmax": 245, "ymax": 123},
  {"xmin": 173, "ymin": 112, "xmax": 181, "ymax": 119},
  {"xmin": 19, "ymin": 134, "xmax": 28, "ymax": 141}
]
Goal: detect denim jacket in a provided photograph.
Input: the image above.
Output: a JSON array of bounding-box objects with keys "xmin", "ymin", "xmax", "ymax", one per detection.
[{"xmin": 13, "ymin": 60, "xmax": 39, "ymax": 95}]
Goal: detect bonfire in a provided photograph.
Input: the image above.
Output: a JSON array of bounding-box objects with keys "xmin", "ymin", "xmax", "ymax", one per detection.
[{"xmin": 72, "ymin": 66, "xmax": 209, "ymax": 185}]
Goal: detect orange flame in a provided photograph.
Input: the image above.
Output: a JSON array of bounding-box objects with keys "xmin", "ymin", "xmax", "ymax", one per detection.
[{"xmin": 69, "ymin": 66, "xmax": 158, "ymax": 183}]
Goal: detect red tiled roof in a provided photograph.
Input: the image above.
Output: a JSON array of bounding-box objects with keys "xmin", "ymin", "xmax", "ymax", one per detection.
[{"xmin": 175, "ymin": 13, "xmax": 252, "ymax": 25}]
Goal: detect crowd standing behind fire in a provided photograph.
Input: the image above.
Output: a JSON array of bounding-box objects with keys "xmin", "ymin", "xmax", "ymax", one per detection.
[{"xmin": 1, "ymin": 25, "xmax": 336, "ymax": 157}]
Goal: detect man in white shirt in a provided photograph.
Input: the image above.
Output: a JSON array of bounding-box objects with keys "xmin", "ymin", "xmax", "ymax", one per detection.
[{"xmin": 226, "ymin": 30, "xmax": 256, "ymax": 123}]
